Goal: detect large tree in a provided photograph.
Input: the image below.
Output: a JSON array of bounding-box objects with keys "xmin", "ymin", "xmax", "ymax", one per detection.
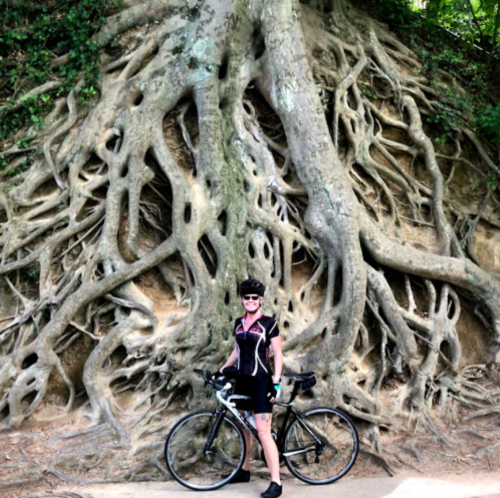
[{"xmin": 1, "ymin": 0, "xmax": 500, "ymax": 483}]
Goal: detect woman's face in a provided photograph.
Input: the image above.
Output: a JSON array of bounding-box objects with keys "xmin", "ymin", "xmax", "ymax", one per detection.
[{"xmin": 241, "ymin": 293, "xmax": 262, "ymax": 313}]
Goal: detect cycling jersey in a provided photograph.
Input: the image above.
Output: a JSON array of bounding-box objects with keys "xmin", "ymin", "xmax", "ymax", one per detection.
[{"xmin": 234, "ymin": 315, "xmax": 280, "ymax": 377}]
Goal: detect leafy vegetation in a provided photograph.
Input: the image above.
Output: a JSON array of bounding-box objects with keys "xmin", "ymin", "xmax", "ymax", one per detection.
[
  {"xmin": 0, "ymin": 0, "xmax": 116, "ymax": 142},
  {"xmin": 477, "ymin": 103, "xmax": 500, "ymax": 144},
  {"xmin": 424, "ymin": 0, "xmax": 500, "ymax": 65},
  {"xmin": 361, "ymin": 0, "xmax": 500, "ymax": 147}
]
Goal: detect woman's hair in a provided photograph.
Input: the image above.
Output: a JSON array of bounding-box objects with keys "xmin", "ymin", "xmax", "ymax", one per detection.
[{"xmin": 239, "ymin": 278, "xmax": 265, "ymax": 297}]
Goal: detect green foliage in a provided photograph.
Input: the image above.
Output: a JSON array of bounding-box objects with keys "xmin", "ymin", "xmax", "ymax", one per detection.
[
  {"xmin": 360, "ymin": 83, "xmax": 378, "ymax": 100},
  {"xmin": 427, "ymin": 100, "xmax": 466, "ymax": 141},
  {"xmin": 374, "ymin": 0, "xmax": 499, "ymax": 87},
  {"xmin": 476, "ymin": 103, "xmax": 500, "ymax": 143},
  {"xmin": 371, "ymin": 0, "xmax": 499, "ymax": 145},
  {"xmin": 0, "ymin": 93, "xmax": 56, "ymax": 142},
  {"xmin": 0, "ymin": 152, "xmax": 33, "ymax": 178},
  {"xmin": 415, "ymin": 0, "xmax": 500, "ymax": 59},
  {"xmin": 25, "ymin": 265, "xmax": 40, "ymax": 281},
  {"xmin": 486, "ymin": 170, "xmax": 499, "ymax": 189},
  {"xmin": 0, "ymin": 0, "xmax": 116, "ymax": 142},
  {"xmin": 0, "ymin": 156, "xmax": 8, "ymax": 172},
  {"xmin": 374, "ymin": 0, "xmax": 421, "ymax": 31}
]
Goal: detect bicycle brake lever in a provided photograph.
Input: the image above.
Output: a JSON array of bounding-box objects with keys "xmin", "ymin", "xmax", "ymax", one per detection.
[{"xmin": 201, "ymin": 370, "xmax": 212, "ymax": 388}]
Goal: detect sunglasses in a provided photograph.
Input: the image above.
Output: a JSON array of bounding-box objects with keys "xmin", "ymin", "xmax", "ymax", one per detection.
[{"xmin": 242, "ymin": 295, "xmax": 260, "ymax": 301}]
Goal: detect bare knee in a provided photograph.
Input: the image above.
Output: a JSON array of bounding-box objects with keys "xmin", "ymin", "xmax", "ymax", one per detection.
[{"xmin": 257, "ymin": 429, "xmax": 273, "ymax": 443}]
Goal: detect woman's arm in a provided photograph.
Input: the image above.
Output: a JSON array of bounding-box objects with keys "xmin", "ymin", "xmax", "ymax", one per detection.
[
  {"xmin": 270, "ymin": 336, "xmax": 283, "ymax": 382},
  {"xmin": 219, "ymin": 345, "xmax": 238, "ymax": 372}
]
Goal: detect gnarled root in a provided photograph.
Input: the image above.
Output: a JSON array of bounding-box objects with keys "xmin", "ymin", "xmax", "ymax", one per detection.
[{"xmin": 1, "ymin": 0, "xmax": 500, "ymax": 484}]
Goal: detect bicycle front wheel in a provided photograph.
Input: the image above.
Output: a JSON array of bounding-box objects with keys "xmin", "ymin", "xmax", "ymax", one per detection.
[
  {"xmin": 283, "ymin": 407, "xmax": 358, "ymax": 484},
  {"xmin": 164, "ymin": 410, "xmax": 246, "ymax": 490}
]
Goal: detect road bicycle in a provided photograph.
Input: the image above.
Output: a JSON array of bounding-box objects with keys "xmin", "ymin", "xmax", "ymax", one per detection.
[{"xmin": 164, "ymin": 369, "xmax": 359, "ymax": 490}]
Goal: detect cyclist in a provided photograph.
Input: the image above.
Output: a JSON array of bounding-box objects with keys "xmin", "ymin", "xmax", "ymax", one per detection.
[{"xmin": 219, "ymin": 278, "xmax": 283, "ymax": 498}]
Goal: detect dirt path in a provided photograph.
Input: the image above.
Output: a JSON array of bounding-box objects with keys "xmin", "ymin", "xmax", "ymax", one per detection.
[
  {"xmin": 56, "ymin": 473, "xmax": 500, "ymax": 498},
  {"xmin": 3, "ymin": 409, "xmax": 500, "ymax": 498}
]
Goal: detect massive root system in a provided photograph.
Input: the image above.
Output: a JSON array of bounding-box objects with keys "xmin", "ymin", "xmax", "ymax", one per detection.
[{"xmin": 1, "ymin": 0, "xmax": 500, "ymax": 485}]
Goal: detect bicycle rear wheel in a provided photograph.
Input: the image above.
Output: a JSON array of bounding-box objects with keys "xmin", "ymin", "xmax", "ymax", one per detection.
[
  {"xmin": 283, "ymin": 407, "xmax": 358, "ymax": 484},
  {"xmin": 165, "ymin": 410, "xmax": 246, "ymax": 490}
]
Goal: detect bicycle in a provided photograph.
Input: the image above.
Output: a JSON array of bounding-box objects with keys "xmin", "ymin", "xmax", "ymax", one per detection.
[{"xmin": 164, "ymin": 369, "xmax": 359, "ymax": 491}]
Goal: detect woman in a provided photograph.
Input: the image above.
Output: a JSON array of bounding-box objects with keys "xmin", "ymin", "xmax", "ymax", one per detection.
[{"xmin": 219, "ymin": 278, "xmax": 283, "ymax": 498}]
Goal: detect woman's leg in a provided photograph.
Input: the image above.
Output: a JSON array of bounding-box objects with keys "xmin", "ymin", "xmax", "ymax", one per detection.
[
  {"xmin": 239, "ymin": 410, "xmax": 253, "ymax": 471},
  {"xmin": 255, "ymin": 412, "xmax": 280, "ymax": 485}
]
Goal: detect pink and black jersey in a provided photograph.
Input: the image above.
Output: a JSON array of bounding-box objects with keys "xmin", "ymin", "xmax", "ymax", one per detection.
[{"xmin": 234, "ymin": 315, "xmax": 280, "ymax": 377}]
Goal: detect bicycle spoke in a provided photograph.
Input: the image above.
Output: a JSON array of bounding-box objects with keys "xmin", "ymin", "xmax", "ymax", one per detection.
[
  {"xmin": 284, "ymin": 408, "xmax": 358, "ymax": 484},
  {"xmin": 165, "ymin": 411, "xmax": 245, "ymax": 490}
]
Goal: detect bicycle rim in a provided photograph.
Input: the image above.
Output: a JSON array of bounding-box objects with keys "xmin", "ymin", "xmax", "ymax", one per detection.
[
  {"xmin": 284, "ymin": 407, "xmax": 359, "ymax": 484},
  {"xmin": 165, "ymin": 410, "xmax": 245, "ymax": 490}
]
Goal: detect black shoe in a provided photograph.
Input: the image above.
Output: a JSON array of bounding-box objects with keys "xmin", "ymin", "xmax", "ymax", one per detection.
[
  {"xmin": 261, "ymin": 481, "xmax": 282, "ymax": 498},
  {"xmin": 225, "ymin": 468, "xmax": 250, "ymax": 483}
]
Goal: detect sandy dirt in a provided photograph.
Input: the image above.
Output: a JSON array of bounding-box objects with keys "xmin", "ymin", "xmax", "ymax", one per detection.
[
  {"xmin": 44, "ymin": 473, "xmax": 499, "ymax": 498},
  {"xmin": 2, "ymin": 402, "xmax": 500, "ymax": 498},
  {"xmin": 7, "ymin": 470, "xmax": 500, "ymax": 498}
]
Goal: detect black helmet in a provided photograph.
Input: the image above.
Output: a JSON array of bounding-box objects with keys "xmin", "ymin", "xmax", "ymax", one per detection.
[{"xmin": 239, "ymin": 278, "xmax": 265, "ymax": 297}]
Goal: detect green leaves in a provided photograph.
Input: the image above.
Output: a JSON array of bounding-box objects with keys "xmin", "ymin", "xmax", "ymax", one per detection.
[
  {"xmin": 376, "ymin": 0, "xmax": 499, "ymax": 159},
  {"xmin": 0, "ymin": 0, "xmax": 115, "ymax": 140},
  {"xmin": 0, "ymin": 94, "xmax": 53, "ymax": 141},
  {"xmin": 379, "ymin": 0, "xmax": 499, "ymax": 81},
  {"xmin": 486, "ymin": 170, "xmax": 499, "ymax": 189},
  {"xmin": 476, "ymin": 104, "xmax": 500, "ymax": 143},
  {"xmin": 480, "ymin": 0, "xmax": 500, "ymax": 14},
  {"xmin": 16, "ymin": 135, "xmax": 33, "ymax": 149}
]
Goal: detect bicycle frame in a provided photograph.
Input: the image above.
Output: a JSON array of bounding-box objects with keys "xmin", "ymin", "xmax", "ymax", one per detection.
[
  {"xmin": 205, "ymin": 381, "xmax": 325, "ymax": 459},
  {"xmin": 202, "ymin": 390, "xmax": 257, "ymax": 456},
  {"xmin": 167, "ymin": 372, "xmax": 359, "ymax": 490}
]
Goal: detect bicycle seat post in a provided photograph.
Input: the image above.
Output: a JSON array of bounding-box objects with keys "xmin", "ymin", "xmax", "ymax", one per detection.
[{"xmin": 287, "ymin": 381, "xmax": 300, "ymax": 404}]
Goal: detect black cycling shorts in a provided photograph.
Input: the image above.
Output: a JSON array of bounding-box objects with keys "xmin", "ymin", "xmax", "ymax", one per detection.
[{"xmin": 234, "ymin": 374, "xmax": 274, "ymax": 414}]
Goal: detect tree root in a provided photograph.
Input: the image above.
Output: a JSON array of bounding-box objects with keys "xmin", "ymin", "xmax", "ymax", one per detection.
[{"xmin": 0, "ymin": 0, "xmax": 499, "ymax": 484}]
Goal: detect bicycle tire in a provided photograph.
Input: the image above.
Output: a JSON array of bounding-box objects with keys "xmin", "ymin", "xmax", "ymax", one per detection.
[
  {"xmin": 283, "ymin": 406, "xmax": 359, "ymax": 484},
  {"xmin": 164, "ymin": 410, "xmax": 246, "ymax": 490}
]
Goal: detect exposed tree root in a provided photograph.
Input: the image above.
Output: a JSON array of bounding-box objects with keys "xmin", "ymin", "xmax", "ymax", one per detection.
[{"xmin": 1, "ymin": 0, "xmax": 500, "ymax": 484}]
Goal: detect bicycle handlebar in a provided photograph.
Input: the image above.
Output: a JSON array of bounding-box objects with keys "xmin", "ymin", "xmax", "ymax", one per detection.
[
  {"xmin": 216, "ymin": 382, "xmax": 236, "ymax": 407},
  {"xmin": 194, "ymin": 368, "xmax": 316, "ymax": 407},
  {"xmin": 193, "ymin": 369, "xmax": 235, "ymax": 392},
  {"xmin": 193, "ymin": 370, "xmax": 241, "ymax": 408}
]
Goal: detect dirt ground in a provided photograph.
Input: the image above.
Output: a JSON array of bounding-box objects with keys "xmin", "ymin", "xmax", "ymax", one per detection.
[
  {"xmin": 2, "ymin": 403, "xmax": 500, "ymax": 498},
  {"xmin": 47, "ymin": 473, "xmax": 500, "ymax": 498}
]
